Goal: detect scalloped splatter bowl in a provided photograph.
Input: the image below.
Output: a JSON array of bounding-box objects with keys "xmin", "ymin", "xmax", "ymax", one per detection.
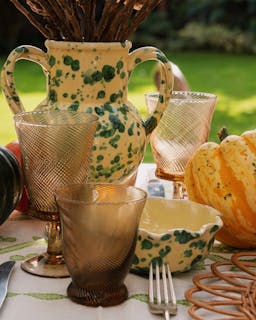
[{"xmin": 131, "ymin": 198, "xmax": 223, "ymax": 274}]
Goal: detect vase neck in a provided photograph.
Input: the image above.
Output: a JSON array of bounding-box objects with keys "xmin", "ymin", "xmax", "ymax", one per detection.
[{"xmin": 46, "ymin": 41, "xmax": 131, "ymax": 108}]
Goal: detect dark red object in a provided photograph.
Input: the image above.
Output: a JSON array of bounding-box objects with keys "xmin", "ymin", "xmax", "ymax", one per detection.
[{"xmin": 5, "ymin": 141, "xmax": 29, "ymax": 212}]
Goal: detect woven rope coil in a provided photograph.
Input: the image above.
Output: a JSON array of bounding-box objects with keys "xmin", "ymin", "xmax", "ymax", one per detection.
[
  {"xmin": 240, "ymin": 281, "xmax": 256, "ymax": 319},
  {"xmin": 185, "ymin": 251, "xmax": 256, "ymax": 320}
]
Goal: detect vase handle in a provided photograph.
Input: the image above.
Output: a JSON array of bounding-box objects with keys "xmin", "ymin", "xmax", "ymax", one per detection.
[
  {"xmin": 1, "ymin": 45, "xmax": 49, "ymax": 114},
  {"xmin": 128, "ymin": 47, "xmax": 174, "ymax": 137}
]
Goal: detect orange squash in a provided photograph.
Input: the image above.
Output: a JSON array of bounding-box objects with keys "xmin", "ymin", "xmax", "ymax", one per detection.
[{"xmin": 184, "ymin": 129, "xmax": 256, "ymax": 249}]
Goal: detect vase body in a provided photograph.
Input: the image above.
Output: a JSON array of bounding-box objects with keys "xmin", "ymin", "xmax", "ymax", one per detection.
[{"xmin": 1, "ymin": 40, "xmax": 173, "ymax": 184}]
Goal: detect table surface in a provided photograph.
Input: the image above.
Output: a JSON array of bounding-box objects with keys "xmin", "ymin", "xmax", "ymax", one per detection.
[{"xmin": 0, "ymin": 163, "xmax": 241, "ymax": 320}]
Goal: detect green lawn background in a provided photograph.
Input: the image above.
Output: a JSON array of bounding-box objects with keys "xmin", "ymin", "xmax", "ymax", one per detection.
[{"xmin": 1, "ymin": 51, "xmax": 256, "ymax": 162}]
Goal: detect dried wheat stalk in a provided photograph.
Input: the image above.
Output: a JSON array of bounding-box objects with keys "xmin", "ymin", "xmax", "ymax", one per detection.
[{"xmin": 10, "ymin": 0, "xmax": 162, "ymax": 41}]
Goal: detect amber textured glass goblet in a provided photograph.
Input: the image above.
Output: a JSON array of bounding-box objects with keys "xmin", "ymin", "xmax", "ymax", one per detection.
[
  {"xmin": 55, "ymin": 183, "xmax": 147, "ymax": 307},
  {"xmin": 146, "ymin": 91, "xmax": 216, "ymax": 199},
  {"xmin": 14, "ymin": 110, "xmax": 98, "ymax": 277}
]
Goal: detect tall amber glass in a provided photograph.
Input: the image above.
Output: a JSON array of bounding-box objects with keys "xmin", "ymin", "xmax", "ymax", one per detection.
[
  {"xmin": 146, "ymin": 91, "xmax": 216, "ymax": 199},
  {"xmin": 14, "ymin": 110, "xmax": 98, "ymax": 277},
  {"xmin": 55, "ymin": 183, "xmax": 147, "ymax": 307}
]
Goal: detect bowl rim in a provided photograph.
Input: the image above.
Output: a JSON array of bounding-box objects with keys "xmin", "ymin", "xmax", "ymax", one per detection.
[
  {"xmin": 138, "ymin": 198, "xmax": 223, "ymax": 237},
  {"xmin": 145, "ymin": 91, "xmax": 217, "ymax": 102}
]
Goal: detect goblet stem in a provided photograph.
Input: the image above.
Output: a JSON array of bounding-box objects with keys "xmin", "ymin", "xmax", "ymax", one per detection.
[
  {"xmin": 173, "ymin": 180, "xmax": 187, "ymax": 199},
  {"xmin": 21, "ymin": 218, "xmax": 69, "ymax": 278},
  {"xmin": 45, "ymin": 220, "xmax": 65, "ymax": 265},
  {"xmin": 155, "ymin": 168, "xmax": 187, "ymax": 199}
]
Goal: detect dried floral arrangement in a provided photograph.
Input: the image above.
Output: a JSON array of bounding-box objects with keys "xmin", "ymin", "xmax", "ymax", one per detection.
[{"xmin": 10, "ymin": 0, "xmax": 162, "ymax": 41}]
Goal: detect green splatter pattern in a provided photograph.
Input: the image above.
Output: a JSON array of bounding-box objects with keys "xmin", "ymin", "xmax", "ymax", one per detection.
[
  {"xmin": 2, "ymin": 41, "xmax": 173, "ymax": 184},
  {"xmin": 132, "ymin": 223, "xmax": 221, "ymax": 274}
]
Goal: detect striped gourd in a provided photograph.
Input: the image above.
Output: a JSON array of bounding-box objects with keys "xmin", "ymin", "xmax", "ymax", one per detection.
[{"xmin": 184, "ymin": 129, "xmax": 256, "ymax": 249}]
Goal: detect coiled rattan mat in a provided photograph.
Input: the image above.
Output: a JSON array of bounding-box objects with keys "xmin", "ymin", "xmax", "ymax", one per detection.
[{"xmin": 185, "ymin": 251, "xmax": 256, "ymax": 319}]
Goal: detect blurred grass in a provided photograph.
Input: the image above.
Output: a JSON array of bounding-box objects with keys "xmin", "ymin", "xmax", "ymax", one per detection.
[{"xmin": 1, "ymin": 51, "xmax": 256, "ymax": 162}]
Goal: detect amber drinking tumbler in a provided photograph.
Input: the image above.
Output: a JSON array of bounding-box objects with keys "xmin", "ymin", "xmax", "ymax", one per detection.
[
  {"xmin": 14, "ymin": 110, "xmax": 98, "ymax": 277},
  {"xmin": 55, "ymin": 183, "xmax": 147, "ymax": 307}
]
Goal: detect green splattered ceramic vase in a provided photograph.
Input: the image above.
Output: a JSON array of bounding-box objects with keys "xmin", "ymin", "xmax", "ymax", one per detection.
[{"xmin": 1, "ymin": 41, "xmax": 173, "ymax": 183}]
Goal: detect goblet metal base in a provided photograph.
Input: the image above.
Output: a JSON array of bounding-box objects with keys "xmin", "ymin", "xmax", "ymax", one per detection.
[
  {"xmin": 67, "ymin": 282, "xmax": 128, "ymax": 307},
  {"xmin": 26, "ymin": 207, "xmax": 59, "ymax": 222},
  {"xmin": 155, "ymin": 167, "xmax": 184, "ymax": 182},
  {"xmin": 21, "ymin": 253, "xmax": 70, "ymax": 278}
]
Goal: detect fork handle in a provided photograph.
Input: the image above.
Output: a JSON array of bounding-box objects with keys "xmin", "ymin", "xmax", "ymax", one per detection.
[{"xmin": 164, "ymin": 310, "xmax": 170, "ymax": 320}]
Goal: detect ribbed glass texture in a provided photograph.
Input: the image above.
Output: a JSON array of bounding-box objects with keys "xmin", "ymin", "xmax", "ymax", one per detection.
[
  {"xmin": 14, "ymin": 110, "xmax": 98, "ymax": 218},
  {"xmin": 56, "ymin": 183, "xmax": 146, "ymax": 306},
  {"xmin": 146, "ymin": 91, "xmax": 216, "ymax": 181}
]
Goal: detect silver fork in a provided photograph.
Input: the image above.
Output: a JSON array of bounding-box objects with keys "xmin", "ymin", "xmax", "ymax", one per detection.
[{"xmin": 149, "ymin": 262, "xmax": 177, "ymax": 319}]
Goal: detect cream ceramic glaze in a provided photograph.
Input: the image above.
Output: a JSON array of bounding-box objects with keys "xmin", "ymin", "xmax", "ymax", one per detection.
[
  {"xmin": 1, "ymin": 41, "xmax": 174, "ymax": 184},
  {"xmin": 132, "ymin": 198, "xmax": 223, "ymax": 274},
  {"xmin": 140, "ymin": 198, "xmax": 220, "ymax": 233}
]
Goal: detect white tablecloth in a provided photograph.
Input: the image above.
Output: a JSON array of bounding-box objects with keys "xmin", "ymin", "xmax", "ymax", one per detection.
[{"xmin": 0, "ymin": 164, "xmax": 238, "ymax": 320}]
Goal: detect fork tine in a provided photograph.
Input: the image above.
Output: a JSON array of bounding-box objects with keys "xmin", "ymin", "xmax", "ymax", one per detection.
[
  {"xmin": 162, "ymin": 263, "xmax": 169, "ymax": 304},
  {"xmin": 149, "ymin": 263, "xmax": 154, "ymax": 303},
  {"xmin": 155, "ymin": 262, "xmax": 161, "ymax": 304},
  {"xmin": 148, "ymin": 262, "xmax": 178, "ymax": 318},
  {"xmin": 166, "ymin": 263, "xmax": 177, "ymax": 306}
]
